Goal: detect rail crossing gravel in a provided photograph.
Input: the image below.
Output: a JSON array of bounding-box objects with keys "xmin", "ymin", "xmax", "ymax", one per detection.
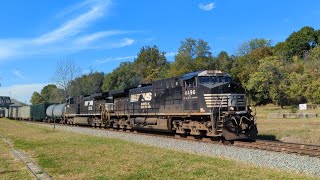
[{"xmin": 35, "ymin": 123, "xmax": 320, "ymax": 177}]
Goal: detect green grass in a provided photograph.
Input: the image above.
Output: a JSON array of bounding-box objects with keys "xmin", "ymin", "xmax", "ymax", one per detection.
[
  {"xmin": 255, "ymin": 105, "xmax": 320, "ymax": 144},
  {"xmin": 0, "ymin": 132, "xmax": 33, "ymax": 179},
  {"xmin": 0, "ymin": 118, "xmax": 318, "ymax": 179}
]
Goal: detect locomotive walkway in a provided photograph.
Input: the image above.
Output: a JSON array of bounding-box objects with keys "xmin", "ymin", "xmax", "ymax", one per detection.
[{"xmin": 0, "ymin": 132, "xmax": 52, "ymax": 180}]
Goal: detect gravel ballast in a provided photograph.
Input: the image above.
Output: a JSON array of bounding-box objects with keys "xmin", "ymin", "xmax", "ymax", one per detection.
[{"xmin": 35, "ymin": 123, "xmax": 320, "ymax": 177}]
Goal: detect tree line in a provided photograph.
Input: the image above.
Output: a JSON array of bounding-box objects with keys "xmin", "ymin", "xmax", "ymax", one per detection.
[{"xmin": 31, "ymin": 26, "xmax": 320, "ymax": 107}]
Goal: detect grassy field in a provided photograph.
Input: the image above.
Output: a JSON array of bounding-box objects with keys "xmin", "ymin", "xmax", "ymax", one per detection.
[
  {"xmin": 0, "ymin": 133, "xmax": 33, "ymax": 179},
  {"xmin": 0, "ymin": 118, "xmax": 317, "ymax": 179},
  {"xmin": 255, "ymin": 105, "xmax": 320, "ymax": 145}
]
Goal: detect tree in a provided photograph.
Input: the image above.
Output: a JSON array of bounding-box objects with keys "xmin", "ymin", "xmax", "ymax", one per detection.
[
  {"xmin": 231, "ymin": 46, "xmax": 273, "ymax": 84},
  {"xmin": 237, "ymin": 38, "xmax": 272, "ymax": 56},
  {"xmin": 52, "ymin": 59, "xmax": 80, "ymax": 97},
  {"xmin": 30, "ymin": 85, "xmax": 65, "ymax": 104},
  {"xmin": 30, "ymin": 92, "xmax": 44, "ymax": 105},
  {"xmin": 302, "ymin": 47, "xmax": 320, "ymax": 103},
  {"xmin": 285, "ymin": 56, "xmax": 306, "ymax": 104},
  {"xmin": 41, "ymin": 84, "xmax": 59, "ymax": 102},
  {"xmin": 168, "ymin": 38, "xmax": 213, "ymax": 77},
  {"xmin": 214, "ymin": 51, "xmax": 234, "ymax": 72},
  {"xmin": 69, "ymin": 71, "xmax": 104, "ymax": 96},
  {"xmin": 247, "ymin": 56, "xmax": 288, "ymax": 107},
  {"xmin": 276, "ymin": 26, "xmax": 319, "ymax": 59},
  {"xmin": 102, "ymin": 62, "xmax": 141, "ymax": 91},
  {"xmin": 134, "ymin": 45, "xmax": 169, "ymax": 83}
]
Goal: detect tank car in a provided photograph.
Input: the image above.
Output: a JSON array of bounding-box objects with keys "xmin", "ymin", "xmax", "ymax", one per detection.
[{"xmin": 46, "ymin": 104, "xmax": 66, "ymax": 123}]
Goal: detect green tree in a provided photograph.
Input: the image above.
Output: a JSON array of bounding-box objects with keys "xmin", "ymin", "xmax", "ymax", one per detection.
[
  {"xmin": 278, "ymin": 26, "xmax": 319, "ymax": 59},
  {"xmin": 237, "ymin": 38, "xmax": 272, "ymax": 56},
  {"xmin": 302, "ymin": 47, "xmax": 320, "ymax": 103},
  {"xmin": 134, "ymin": 45, "xmax": 169, "ymax": 83},
  {"xmin": 102, "ymin": 62, "xmax": 141, "ymax": 91},
  {"xmin": 247, "ymin": 56, "xmax": 287, "ymax": 107},
  {"xmin": 214, "ymin": 51, "xmax": 234, "ymax": 72},
  {"xmin": 69, "ymin": 71, "xmax": 104, "ymax": 96},
  {"xmin": 168, "ymin": 38, "xmax": 213, "ymax": 77},
  {"xmin": 30, "ymin": 92, "xmax": 44, "ymax": 105},
  {"xmin": 41, "ymin": 84, "xmax": 58, "ymax": 102},
  {"xmin": 232, "ymin": 46, "xmax": 273, "ymax": 84}
]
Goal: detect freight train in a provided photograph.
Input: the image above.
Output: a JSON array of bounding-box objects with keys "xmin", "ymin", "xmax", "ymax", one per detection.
[{"xmin": 4, "ymin": 70, "xmax": 258, "ymax": 142}]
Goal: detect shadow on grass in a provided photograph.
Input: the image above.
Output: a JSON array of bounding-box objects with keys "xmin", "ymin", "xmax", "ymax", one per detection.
[
  {"xmin": 0, "ymin": 170, "xmax": 22, "ymax": 174},
  {"xmin": 257, "ymin": 134, "xmax": 278, "ymax": 141}
]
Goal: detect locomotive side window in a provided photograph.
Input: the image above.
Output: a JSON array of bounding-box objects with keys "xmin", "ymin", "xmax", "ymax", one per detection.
[
  {"xmin": 68, "ymin": 98, "xmax": 75, "ymax": 104},
  {"xmin": 175, "ymin": 78, "xmax": 179, "ymax": 86},
  {"xmin": 199, "ymin": 76, "xmax": 231, "ymax": 84},
  {"xmin": 185, "ymin": 77, "xmax": 196, "ymax": 87},
  {"xmin": 171, "ymin": 79, "xmax": 175, "ymax": 88}
]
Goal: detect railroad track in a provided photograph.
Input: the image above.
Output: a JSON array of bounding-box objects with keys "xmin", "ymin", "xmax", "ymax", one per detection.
[
  {"xmin": 19, "ymin": 120, "xmax": 320, "ymax": 158},
  {"xmin": 235, "ymin": 140, "xmax": 320, "ymax": 158}
]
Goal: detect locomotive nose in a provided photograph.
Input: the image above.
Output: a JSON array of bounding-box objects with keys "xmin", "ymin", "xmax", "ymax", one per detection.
[{"xmin": 222, "ymin": 113, "xmax": 258, "ymax": 141}]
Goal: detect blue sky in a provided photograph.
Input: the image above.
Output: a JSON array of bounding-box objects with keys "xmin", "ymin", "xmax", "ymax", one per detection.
[{"xmin": 0, "ymin": 0, "xmax": 320, "ymax": 103}]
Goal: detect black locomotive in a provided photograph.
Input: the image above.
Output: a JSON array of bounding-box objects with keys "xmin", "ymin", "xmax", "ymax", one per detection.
[{"xmin": 64, "ymin": 70, "xmax": 257, "ymax": 141}]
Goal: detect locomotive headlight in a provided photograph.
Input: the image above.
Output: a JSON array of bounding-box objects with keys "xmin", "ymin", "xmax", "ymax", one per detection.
[{"xmin": 230, "ymin": 106, "xmax": 235, "ymax": 111}]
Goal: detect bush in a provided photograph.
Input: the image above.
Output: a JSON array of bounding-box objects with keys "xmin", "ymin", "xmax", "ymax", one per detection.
[{"xmin": 290, "ymin": 105, "xmax": 298, "ymax": 113}]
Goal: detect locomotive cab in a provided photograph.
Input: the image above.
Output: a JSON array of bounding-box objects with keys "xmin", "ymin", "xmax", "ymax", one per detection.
[{"xmin": 181, "ymin": 70, "xmax": 257, "ymax": 141}]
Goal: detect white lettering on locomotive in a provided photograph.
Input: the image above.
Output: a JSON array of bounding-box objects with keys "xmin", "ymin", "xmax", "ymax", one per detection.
[
  {"xmin": 184, "ymin": 90, "xmax": 196, "ymax": 96},
  {"xmin": 141, "ymin": 102, "xmax": 151, "ymax": 109},
  {"xmin": 130, "ymin": 92, "xmax": 152, "ymax": 102},
  {"xmin": 84, "ymin": 100, "xmax": 93, "ymax": 106}
]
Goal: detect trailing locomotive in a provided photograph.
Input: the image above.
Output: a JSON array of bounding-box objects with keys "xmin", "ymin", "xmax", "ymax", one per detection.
[{"xmin": 63, "ymin": 70, "xmax": 258, "ymax": 141}]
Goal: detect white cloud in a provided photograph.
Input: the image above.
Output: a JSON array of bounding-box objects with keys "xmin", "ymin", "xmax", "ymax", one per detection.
[
  {"xmin": 0, "ymin": 47, "xmax": 14, "ymax": 59},
  {"xmin": 34, "ymin": 0, "xmax": 110, "ymax": 45},
  {"xmin": 110, "ymin": 38, "xmax": 135, "ymax": 48},
  {"xmin": 96, "ymin": 50, "xmax": 176, "ymax": 64},
  {"xmin": 198, "ymin": 3, "xmax": 216, "ymax": 11},
  {"xmin": 96, "ymin": 55, "xmax": 136, "ymax": 64},
  {"xmin": 0, "ymin": 0, "xmax": 136, "ymax": 61},
  {"xmin": 74, "ymin": 30, "xmax": 131, "ymax": 45},
  {"xmin": 0, "ymin": 83, "xmax": 48, "ymax": 104},
  {"xmin": 12, "ymin": 70, "xmax": 25, "ymax": 79},
  {"xmin": 166, "ymin": 52, "xmax": 177, "ymax": 57}
]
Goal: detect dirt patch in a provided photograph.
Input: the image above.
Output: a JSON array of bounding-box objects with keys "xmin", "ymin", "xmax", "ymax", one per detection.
[{"xmin": 279, "ymin": 137, "xmax": 305, "ymax": 144}]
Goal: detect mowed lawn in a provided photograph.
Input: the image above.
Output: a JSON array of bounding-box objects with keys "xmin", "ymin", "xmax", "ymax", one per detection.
[
  {"xmin": 255, "ymin": 105, "xmax": 320, "ymax": 145},
  {"xmin": 0, "ymin": 133, "xmax": 33, "ymax": 179},
  {"xmin": 0, "ymin": 118, "xmax": 316, "ymax": 180}
]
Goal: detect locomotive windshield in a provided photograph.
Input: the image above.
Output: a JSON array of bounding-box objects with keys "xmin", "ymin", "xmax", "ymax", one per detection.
[{"xmin": 199, "ymin": 76, "xmax": 231, "ymax": 84}]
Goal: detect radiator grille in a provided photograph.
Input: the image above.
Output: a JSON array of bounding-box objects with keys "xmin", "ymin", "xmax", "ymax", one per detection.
[{"xmin": 204, "ymin": 94, "xmax": 245, "ymax": 108}]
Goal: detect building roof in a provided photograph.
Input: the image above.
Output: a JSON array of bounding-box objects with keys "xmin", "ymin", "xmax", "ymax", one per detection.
[{"xmin": 9, "ymin": 99, "xmax": 23, "ymax": 107}]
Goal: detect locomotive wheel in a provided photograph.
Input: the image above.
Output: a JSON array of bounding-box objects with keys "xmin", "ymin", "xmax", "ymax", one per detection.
[
  {"xmin": 220, "ymin": 137, "xmax": 234, "ymax": 145},
  {"xmin": 222, "ymin": 140, "xmax": 234, "ymax": 145}
]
